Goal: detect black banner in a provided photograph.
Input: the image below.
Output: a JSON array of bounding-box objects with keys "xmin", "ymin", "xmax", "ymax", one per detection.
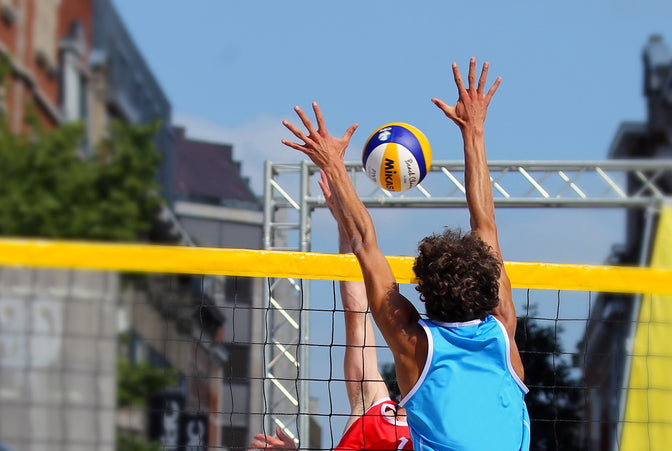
[{"xmin": 148, "ymin": 391, "xmax": 208, "ymax": 450}]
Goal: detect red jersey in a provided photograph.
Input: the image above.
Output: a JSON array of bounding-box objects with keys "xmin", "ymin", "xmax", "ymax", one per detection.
[{"xmin": 335, "ymin": 398, "xmax": 412, "ymax": 451}]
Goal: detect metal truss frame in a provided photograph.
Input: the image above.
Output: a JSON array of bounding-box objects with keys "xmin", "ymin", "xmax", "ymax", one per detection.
[{"xmin": 261, "ymin": 158, "xmax": 672, "ymax": 445}]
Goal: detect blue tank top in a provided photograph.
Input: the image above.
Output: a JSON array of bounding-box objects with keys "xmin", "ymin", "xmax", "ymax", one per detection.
[{"xmin": 398, "ymin": 316, "xmax": 530, "ymax": 451}]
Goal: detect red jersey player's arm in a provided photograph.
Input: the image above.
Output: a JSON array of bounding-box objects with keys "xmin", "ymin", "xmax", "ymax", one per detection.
[{"xmin": 318, "ymin": 170, "xmax": 389, "ymax": 430}]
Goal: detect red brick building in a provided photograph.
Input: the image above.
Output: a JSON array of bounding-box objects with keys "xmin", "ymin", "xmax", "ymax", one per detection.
[{"xmin": 0, "ymin": 0, "xmax": 93, "ymax": 131}]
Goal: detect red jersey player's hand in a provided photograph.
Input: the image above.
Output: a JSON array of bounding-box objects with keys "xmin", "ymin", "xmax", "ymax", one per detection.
[{"xmin": 248, "ymin": 427, "xmax": 297, "ymax": 451}]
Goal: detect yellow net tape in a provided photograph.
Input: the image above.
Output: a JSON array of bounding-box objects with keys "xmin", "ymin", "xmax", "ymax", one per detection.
[{"xmin": 0, "ymin": 238, "xmax": 670, "ymax": 294}]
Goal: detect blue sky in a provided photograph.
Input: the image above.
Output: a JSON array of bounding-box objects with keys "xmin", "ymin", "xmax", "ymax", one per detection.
[
  {"xmin": 114, "ymin": 0, "xmax": 671, "ymax": 190},
  {"xmin": 113, "ymin": 0, "xmax": 670, "ymax": 442},
  {"xmin": 112, "ymin": 0, "xmax": 671, "ymax": 262}
]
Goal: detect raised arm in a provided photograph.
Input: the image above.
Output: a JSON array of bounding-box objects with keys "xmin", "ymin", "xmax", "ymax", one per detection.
[
  {"xmin": 281, "ymin": 104, "xmax": 425, "ymax": 396},
  {"xmin": 431, "ymin": 58, "xmax": 524, "ymax": 380},
  {"xmin": 318, "ymin": 171, "xmax": 390, "ymax": 431}
]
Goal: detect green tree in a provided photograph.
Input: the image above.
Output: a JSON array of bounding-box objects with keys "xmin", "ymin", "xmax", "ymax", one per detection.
[
  {"xmin": 116, "ymin": 340, "xmax": 179, "ymax": 451},
  {"xmin": 116, "ymin": 433, "xmax": 164, "ymax": 451},
  {"xmin": 0, "ymin": 113, "xmax": 163, "ymax": 241},
  {"xmin": 117, "ymin": 356, "xmax": 178, "ymax": 408}
]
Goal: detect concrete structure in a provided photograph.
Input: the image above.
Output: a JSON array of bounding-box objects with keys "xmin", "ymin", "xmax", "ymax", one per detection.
[
  {"xmin": 581, "ymin": 35, "xmax": 672, "ymax": 450},
  {"xmin": 117, "ymin": 272, "xmax": 226, "ymax": 449},
  {"xmin": 174, "ymin": 126, "xmax": 261, "ymax": 245},
  {"xmin": 0, "ymin": 1, "xmax": 199, "ymax": 449},
  {"xmin": 173, "ymin": 126, "xmax": 266, "ymax": 450},
  {"xmin": 0, "ymin": 268, "xmax": 118, "ymax": 451}
]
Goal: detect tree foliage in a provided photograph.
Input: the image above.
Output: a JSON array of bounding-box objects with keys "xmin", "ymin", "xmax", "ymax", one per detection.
[
  {"xmin": 116, "ymin": 432, "xmax": 164, "ymax": 451},
  {"xmin": 116, "ymin": 351, "xmax": 178, "ymax": 451},
  {"xmin": 117, "ymin": 356, "xmax": 178, "ymax": 408},
  {"xmin": 0, "ymin": 112, "xmax": 163, "ymax": 241}
]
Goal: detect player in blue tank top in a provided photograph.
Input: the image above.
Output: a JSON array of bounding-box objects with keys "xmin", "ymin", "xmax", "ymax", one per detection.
[
  {"xmin": 281, "ymin": 57, "xmax": 528, "ymax": 450},
  {"xmin": 399, "ymin": 317, "xmax": 529, "ymax": 450}
]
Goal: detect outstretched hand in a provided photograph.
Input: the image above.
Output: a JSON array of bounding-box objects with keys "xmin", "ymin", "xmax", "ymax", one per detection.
[
  {"xmin": 281, "ymin": 102, "xmax": 358, "ymax": 170},
  {"xmin": 248, "ymin": 427, "xmax": 297, "ymax": 451},
  {"xmin": 431, "ymin": 57, "xmax": 501, "ymax": 131}
]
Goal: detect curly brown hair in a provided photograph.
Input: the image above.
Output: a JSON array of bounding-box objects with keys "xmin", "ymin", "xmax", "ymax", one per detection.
[{"xmin": 413, "ymin": 228, "xmax": 501, "ymax": 322}]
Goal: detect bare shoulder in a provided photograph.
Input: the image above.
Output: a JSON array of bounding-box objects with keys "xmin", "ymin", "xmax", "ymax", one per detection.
[
  {"xmin": 376, "ymin": 288, "xmax": 424, "ymax": 347},
  {"xmin": 390, "ymin": 306, "xmax": 428, "ymax": 397}
]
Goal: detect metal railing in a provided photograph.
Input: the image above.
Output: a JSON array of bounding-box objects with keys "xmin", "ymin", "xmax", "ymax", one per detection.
[{"xmin": 261, "ymin": 158, "xmax": 672, "ymax": 446}]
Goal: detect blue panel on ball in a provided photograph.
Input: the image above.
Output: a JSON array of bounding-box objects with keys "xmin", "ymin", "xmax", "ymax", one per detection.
[
  {"xmin": 362, "ymin": 123, "xmax": 427, "ymax": 179},
  {"xmin": 363, "ymin": 124, "xmax": 427, "ymax": 180},
  {"xmin": 362, "ymin": 126, "xmax": 390, "ymax": 163},
  {"xmin": 390, "ymin": 125, "xmax": 427, "ymax": 180}
]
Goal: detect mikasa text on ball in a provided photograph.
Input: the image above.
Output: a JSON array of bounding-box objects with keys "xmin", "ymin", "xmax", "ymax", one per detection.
[{"xmin": 362, "ymin": 122, "xmax": 432, "ymax": 192}]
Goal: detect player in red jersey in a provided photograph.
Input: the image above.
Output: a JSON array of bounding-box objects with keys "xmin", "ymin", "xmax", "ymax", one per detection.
[{"xmin": 249, "ymin": 171, "xmax": 412, "ymax": 451}]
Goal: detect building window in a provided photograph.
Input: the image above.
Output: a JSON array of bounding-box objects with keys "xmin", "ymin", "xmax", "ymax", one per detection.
[
  {"xmin": 222, "ymin": 345, "xmax": 249, "ymax": 380},
  {"xmin": 225, "ymin": 277, "xmax": 252, "ymax": 304},
  {"xmin": 60, "ymin": 51, "xmax": 84, "ymax": 121},
  {"xmin": 33, "ymin": 0, "xmax": 59, "ymax": 74},
  {"xmin": 1, "ymin": 0, "xmax": 16, "ymax": 25},
  {"xmin": 221, "ymin": 425, "xmax": 248, "ymax": 451}
]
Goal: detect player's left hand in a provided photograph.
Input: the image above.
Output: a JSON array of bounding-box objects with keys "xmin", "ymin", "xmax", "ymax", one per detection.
[{"xmin": 281, "ymin": 102, "xmax": 358, "ymax": 170}]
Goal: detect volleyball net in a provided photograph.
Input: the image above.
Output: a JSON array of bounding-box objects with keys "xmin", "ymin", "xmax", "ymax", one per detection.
[{"xmin": 0, "ymin": 211, "xmax": 670, "ymax": 451}]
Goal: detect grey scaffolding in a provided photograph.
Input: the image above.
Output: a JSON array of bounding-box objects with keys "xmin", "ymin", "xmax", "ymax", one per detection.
[{"xmin": 261, "ymin": 158, "xmax": 672, "ymax": 447}]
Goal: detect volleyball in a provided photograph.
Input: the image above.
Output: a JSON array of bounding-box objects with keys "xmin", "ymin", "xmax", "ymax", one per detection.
[{"xmin": 362, "ymin": 122, "xmax": 432, "ymax": 192}]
